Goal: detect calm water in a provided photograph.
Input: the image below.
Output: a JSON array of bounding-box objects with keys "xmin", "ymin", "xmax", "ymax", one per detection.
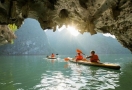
[{"xmin": 0, "ymin": 54, "xmax": 132, "ymax": 90}]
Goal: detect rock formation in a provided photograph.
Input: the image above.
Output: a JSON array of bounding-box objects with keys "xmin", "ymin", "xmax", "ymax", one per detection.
[
  {"xmin": 0, "ymin": 25, "xmax": 16, "ymax": 45},
  {"xmin": 0, "ymin": 0, "xmax": 132, "ymax": 52}
]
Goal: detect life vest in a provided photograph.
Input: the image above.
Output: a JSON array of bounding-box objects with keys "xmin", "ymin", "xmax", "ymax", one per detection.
[
  {"xmin": 76, "ymin": 55, "xmax": 83, "ymax": 60},
  {"xmin": 51, "ymin": 54, "xmax": 55, "ymax": 57},
  {"xmin": 90, "ymin": 54, "xmax": 99, "ymax": 62}
]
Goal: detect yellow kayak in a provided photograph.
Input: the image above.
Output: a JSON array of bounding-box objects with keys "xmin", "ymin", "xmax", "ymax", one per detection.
[{"xmin": 69, "ymin": 58, "xmax": 120, "ymax": 70}]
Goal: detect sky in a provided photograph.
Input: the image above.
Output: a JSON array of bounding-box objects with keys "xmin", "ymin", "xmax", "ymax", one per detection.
[{"xmin": 45, "ymin": 25, "xmax": 116, "ymax": 39}]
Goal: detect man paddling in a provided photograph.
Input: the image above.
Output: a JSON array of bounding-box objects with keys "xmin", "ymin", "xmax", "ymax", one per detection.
[
  {"xmin": 51, "ymin": 53, "xmax": 55, "ymax": 58},
  {"xmin": 75, "ymin": 53, "xmax": 83, "ymax": 61},
  {"xmin": 86, "ymin": 50, "xmax": 100, "ymax": 63}
]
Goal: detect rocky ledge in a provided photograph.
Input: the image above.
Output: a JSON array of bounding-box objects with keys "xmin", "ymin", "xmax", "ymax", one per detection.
[{"xmin": 0, "ymin": 0, "xmax": 132, "ymax": 52}]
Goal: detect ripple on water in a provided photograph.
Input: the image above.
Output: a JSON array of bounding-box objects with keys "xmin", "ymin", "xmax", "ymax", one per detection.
[
  {"xmin": 68, "ymin": 63, "xmax": 120, "ymax": 90},
  {"xmin": 0, "ymin": 55, "xmax": 128, "ymax": 90}
]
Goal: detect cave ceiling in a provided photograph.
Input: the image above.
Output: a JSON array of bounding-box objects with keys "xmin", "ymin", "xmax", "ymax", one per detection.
[{"xmin": 0, "ymin": 0, "xmax": 132, "ymax": 52}]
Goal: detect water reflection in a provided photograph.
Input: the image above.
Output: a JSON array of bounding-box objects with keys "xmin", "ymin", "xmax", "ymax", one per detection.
[
  {"xmin": 34, "ymin": 71, "xmax": 71, "ymax": 90},
  {"xmin": 45, "ymin": 58, "xmax": 61, "ymax": 64},
  {"xmin": 68, "ymin": 63, "xmax": 120, "ymax": 90},
  {"xmin": 34, "ymin": 59, "xmax": 120, "ymax": 90},
  {"xmin": 0, "ymin": 55, "xmax": 124, "ymax": 90},
  {"xmin": 115, "ymin": 61, "xmax": 132, "ymax": 90}
]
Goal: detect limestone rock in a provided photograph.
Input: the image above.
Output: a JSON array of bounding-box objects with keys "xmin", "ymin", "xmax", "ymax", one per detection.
[
  {"xmin": 0, "ymin": 0, "xmax": 132, "ymax": 52},
  {"xmin": 0, "ymin": 25, "xmax": 16, "ymax": 45}
]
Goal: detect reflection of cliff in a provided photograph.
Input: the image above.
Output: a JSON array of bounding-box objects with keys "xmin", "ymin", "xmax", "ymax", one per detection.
[
  {"xmin": 0, "ymin": 19, "xmax": 52, "ymax": 55},
  {"xmin": 0, "ymin": 58, "xmax": 16, "ymax": 90},
  {"xmin": 46, "ymin": 30, "xmax": 131, "ymax": 55}
]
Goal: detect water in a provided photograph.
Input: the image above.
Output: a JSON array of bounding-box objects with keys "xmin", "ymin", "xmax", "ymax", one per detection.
[{"xmin": 0, "ymin": 54, "xmax": 132, "ymax": 90}]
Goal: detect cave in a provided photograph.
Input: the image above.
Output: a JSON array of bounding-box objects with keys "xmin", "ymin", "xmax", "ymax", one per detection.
[{"xmin": 0, "ymin": 0, "xmax": 132, "ymax": 52}]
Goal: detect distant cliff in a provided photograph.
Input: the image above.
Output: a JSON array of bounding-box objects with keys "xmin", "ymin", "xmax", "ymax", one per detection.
[
  {"xmin": 46, "ymin": 29, "xmax": 131, "ymax": 55},
  {"xmin": 0, "ymin": 19, "xmax": 52, "ymax": 55}
]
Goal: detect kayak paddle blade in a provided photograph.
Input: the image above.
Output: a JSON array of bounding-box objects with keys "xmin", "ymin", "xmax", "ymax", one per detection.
[
  {"xmin": 76, "ymin": 49, "xmax": 85, "ymax": 55},
  {"xmin": 64, "ymin": 57, "xmax": 70, "ymax": 61}
]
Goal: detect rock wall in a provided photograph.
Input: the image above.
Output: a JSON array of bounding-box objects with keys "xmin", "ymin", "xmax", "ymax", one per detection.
[
  {"xmin": 0, "ymin": 25, "xmax": 16, "ymax": 45},
  {"xmin": 0, "ymin": 0, "xmax": 132, "ymax": 52}
]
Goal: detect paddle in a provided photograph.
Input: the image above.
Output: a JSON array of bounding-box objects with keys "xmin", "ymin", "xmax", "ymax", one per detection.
[
  {"xmin": 64, "ymin": 57, "xmax": 71, "ymax": 61},
  {"xmin": 76, "ymin": 49, "xmax": 85, "ymax": 55}
]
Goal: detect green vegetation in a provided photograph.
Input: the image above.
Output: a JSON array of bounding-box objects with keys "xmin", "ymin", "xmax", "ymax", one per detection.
[
  {"xmin": 8, "ymin": 23, "xmax": 17, "ymax": 32},
  {"xmin": 8, "ymin": 23, "xmax": 18, "ymax": 44}
]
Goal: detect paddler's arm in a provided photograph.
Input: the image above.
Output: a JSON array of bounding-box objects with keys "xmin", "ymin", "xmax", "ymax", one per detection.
[{"xmin": 86, "ymin": 56, "xmax": 92, "ymax": 58}]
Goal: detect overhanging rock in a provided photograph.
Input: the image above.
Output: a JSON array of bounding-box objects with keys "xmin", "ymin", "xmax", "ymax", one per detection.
[{"xmin": 0, "ymin": 0, "xmax": 132, "ymax": 52}]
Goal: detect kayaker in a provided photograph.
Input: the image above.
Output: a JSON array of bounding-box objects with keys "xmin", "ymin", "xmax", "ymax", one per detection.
[
  {"xmin": 86, "ymin": 50, "xmax": 100, "ymax": 63},
  {"xmin": 51, "ymin": 53, "xmax": 55, "ymax": 57},
  {"xmin": 75, "ymin": 53, "xmax": 83, "ymax": 61}
]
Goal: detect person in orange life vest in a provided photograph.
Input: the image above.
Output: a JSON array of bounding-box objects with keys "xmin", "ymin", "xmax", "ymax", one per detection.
[
  {"xmin": 51, "ymin": 53, "xmax": 55, "ymax": 57},
  {"xmin": 76, "ymin": 53, "xmax": 83, "ymax": 61},
  {"xmin": 86, "ymin": 50, "xmax": 100, "ymax": 62}
]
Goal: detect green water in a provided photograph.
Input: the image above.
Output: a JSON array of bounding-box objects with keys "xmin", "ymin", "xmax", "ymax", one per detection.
[{"xmin": 0, "ymin": 54, "xmax": 132, "ymax": 90}]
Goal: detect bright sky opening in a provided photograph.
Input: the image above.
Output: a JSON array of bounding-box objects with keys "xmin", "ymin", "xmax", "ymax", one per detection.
[
  {"xmin": 58, "ymin": 25, "xmax": 66, "ymax": 32},
  {"xmin": 103, "ymin": 33, "xmax": 115, "ymax": 38},
  {"xmin": 67, "ymin": 26, "xmax": 79, "ymax": 36},
  {"xmin": 57, "ymin": 25, "xmax": 79, "ymax": 36}
]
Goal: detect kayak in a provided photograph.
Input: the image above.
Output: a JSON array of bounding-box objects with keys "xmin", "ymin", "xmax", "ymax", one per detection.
[
  {"xmin": 46, "ymin": 56, "xmax": 57, "ymax": 59},
  {"xmin": 47, "ymin": 57, "xmax": 57, "ymax": 59},
  {"xmin": 69, "ymin": 58, "xmax": 121, "ymax": 70}
]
